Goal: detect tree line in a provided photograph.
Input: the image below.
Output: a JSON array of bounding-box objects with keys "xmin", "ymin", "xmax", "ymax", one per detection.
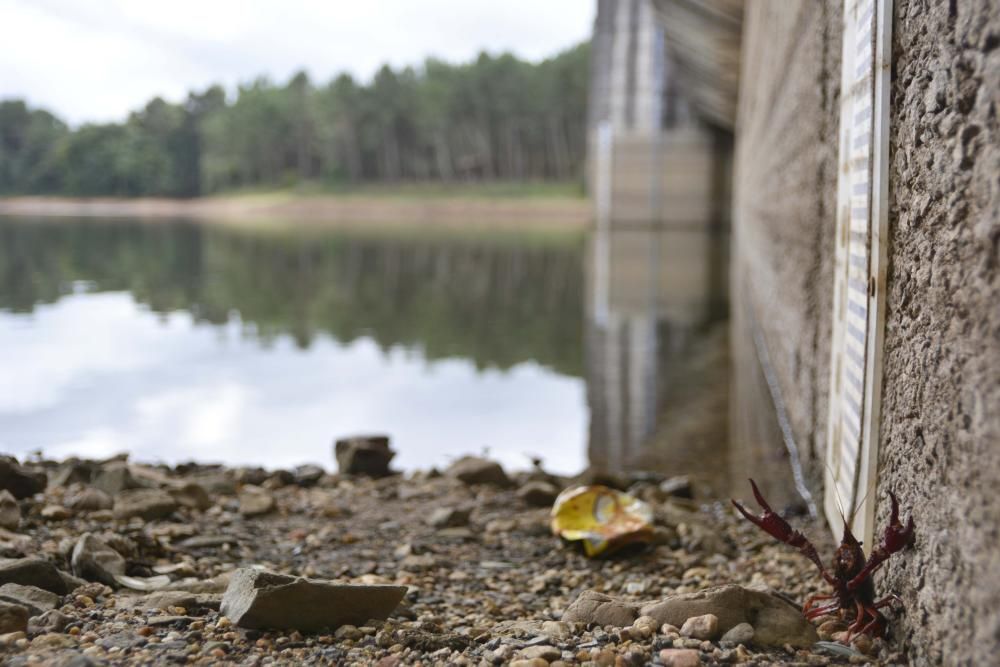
[{"xmin": 0, "ymin": 44, "xmax": 588, "ymax": 198}]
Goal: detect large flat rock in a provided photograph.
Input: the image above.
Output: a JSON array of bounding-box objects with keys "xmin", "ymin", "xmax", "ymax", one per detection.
[
  {"xmin": 220, "ymin": 568, "xmax": 406, "ymax": 632},
  {"xmin": 562, "ymin": 584, "xmax": 818, "ymax": 648}
]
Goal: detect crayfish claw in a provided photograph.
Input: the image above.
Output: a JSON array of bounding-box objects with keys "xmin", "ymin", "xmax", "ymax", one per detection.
[
  {"xmin": 750, "ymin": 478, "xmax": 775, "ymax": 513},
  {"xmin": 882, "ymin": 490, "xmax": 915, "ymax": 554},
  {"xmin": 732, "ymin": 479, "xmax": 795, "ymax": 543}
]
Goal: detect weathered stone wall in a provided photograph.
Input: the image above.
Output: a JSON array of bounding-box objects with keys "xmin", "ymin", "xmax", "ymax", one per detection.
[
  {"xmin": 730, "ymin": 1, "xmax": 841, "ymax": 505},
  {"xmin": 733, "ymin": 0, "xmax": 999, "ymax": 663},
  {"xmin": 878, "ymin": 1, "xmax": 1000, "ymax": 664}
]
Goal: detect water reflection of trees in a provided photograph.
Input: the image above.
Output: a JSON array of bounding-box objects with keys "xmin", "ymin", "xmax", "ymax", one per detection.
[{"xmin": 0, "ymin": 218, "xmax": 583, "ymax": 376}]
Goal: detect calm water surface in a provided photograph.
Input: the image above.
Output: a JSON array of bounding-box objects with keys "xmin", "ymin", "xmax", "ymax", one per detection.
[{"xmin": 0, "ymin": 217, "xmax": 587, "ymax": 473}]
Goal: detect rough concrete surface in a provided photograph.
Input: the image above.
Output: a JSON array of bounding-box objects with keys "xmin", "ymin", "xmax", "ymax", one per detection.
[
  {"xmin": 731, "ymin": 0, "xmax": 841, "ymax": 502},
  {"xmin": 878, "ymin": 1, "xmax": 1000, "ymax": 664}
]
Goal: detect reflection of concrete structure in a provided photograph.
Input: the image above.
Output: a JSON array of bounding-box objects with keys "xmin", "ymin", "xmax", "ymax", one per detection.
[
  {"xmin": 585, "ymin": 1, "xmax": 733, "ymax": 475},
  {"xmin": 586, "ymin": 227, "xmax": 728, "ymax": 473}
]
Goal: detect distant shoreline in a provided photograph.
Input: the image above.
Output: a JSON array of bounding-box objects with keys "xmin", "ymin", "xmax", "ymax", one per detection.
[{"xmin": 0, "ymin": 191, "xmax": 591, "ymax": 230}]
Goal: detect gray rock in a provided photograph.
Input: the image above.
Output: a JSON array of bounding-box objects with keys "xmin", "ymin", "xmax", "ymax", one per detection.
[
  {"xmin": 91, "ymin": 462, "xmax": 140, "ymax": 496},
  {"xmin": 71, "ymin": 534, "xmax": 125, "ymax": 586},
  {"xmin": 113, "ymin": 489, "xmax": 178, "ymax": 520},
  {"xmin": 658, "ymin": 476, "xmax": 694, "ymax": 499},
  {"xmin": 0, "ymin": 490, "xmax": 19, "ymax": 530},
  {"xmin": 27, "ymin": 609, "xmax": 73, "ymax": 634},
  {"xmin": 0, "ymin": 583, "xmax": 59, "ymax": 617},
  {"xmin": 63, "ymin": 487, "xmax": 113, "ymax": 512},
  {"xmin": 446, "ymin": 456, "xmax": 510, "ymax": 487},
  {"xmin": 0, "ymin": 600, "xmax": 28, "ymax": 633},
  {"xmin": 49, "ymin": 458, "xmax": 97, "ymax": 488},
  {"xmin": 220, "ymin": 567, "xmax": 406, "ymax": 632},
  {"xmin": 0, "ymin": 559, "xmax": 69, "ymax": 595},
  {"xmin": 185, "ymin": 472, "xmax": 237, "ymax": 496},
  {"xmin": 427, "ymin": 507, "xmax": 471, "ymax": 528},
  {"xmin": 238, "ymin": 486, "xmax": 275, "ymax": 517},
  {"xmin": 334, "ymin": 435, "xmax": 395, "ymax": 477},
  {"xmin": 639, "ymin": 584, "xmax": 817, "ymax": 648},
  {"xmin": 0, "ymin": 457, "xmax": 46, "ymax": 499},
  {"xmin": 516, "ymin": 481, "xmax": 559, "ymax": 507},
  {"xmin": 292, "ymin": 464, "xmax": 325, "ymax": 487},
  {"xmin": 719, "ymin": 622, "xmax": 754, "ymax": 646},
  {"xmin": 169, "ymin": 482, "xmax": 212, "ymax": 511},
  {"xmin": 560, "ymin": 590, "xmax": 639, "ymax": 627}
]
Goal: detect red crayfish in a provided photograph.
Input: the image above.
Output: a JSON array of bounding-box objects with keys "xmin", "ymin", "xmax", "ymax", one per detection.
[{"xmin": 732, "ymin": 479, "xmax": 914, "ymax": 640}]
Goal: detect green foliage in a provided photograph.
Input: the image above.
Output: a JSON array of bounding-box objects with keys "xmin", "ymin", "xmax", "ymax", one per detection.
[{"xmin": 0, "ymin": 43, "xmax": 589, "ymax": 198}]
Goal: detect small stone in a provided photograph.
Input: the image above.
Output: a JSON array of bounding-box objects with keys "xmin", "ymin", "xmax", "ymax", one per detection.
[
  {"xmin": 0, "ymin": 457, "xmax": 46, "ymax": 499},
  {"xmin": 631, "ymin": 614, "xmax": 659, "ymax": 639},
  {"xmin": 851, "ymin": 633, "xmax": 873, "ymax": 655},
  {"xmin": 659, "ymin": 648, "xmax": 702, "ymax": 667},
  {"xmin": 28, "ymin": 609, "xmax": 72, "ymax": 634},
  {"xmin": 40, "ymin": 504, "xmax": 71, "ymax": 520},
  {"xmin": 0, "ymin": 491, "xmax": 19, "ymax": 530},
  {"xmin": 519, "ymin": 645, "xmax": 560, "ymax": 661},
  {"xmin": 64, "ymin": 487, "xmax": 113, "ymax": 512},
  {"xmin": 817, "ymin": 619, "xmax": 847, "ymax": 641},
  {"xmin": 0, "ymin": 630, "xmax": 25, "ymax": 645},
  {"xmin": 238, "ymin": 486, "xmax": 276, "ymax": 517},
  {"xmin": 0, "ymin": 583, "xmax": 59, "ymax": 617},
  {"xmin": 540, "ymin": 620, "xmax": 572, "ymax": 639},
  {"xmin": 170, "ymin": 482, "xmax": 213, "ymax": 511},
  {"xmin": 0, "ymin": 601, "xmax": 28, "ymax": 634},
  {"xmin": 292, "ymin": 464, "xmax": 325, "ymax": 487},
  {"xmin": 517, "ymin": 481, "xmax": 559, "ymax": 506},
  {"xmin": 427, "ymin": 506, "xmax": 471, "ymax": 528},
  {"xmin": 658, "ymin": 476, "xmax": 693, "ymax": 499},
  {"xmin": 71, "ymin": 533, "xmax": 125, "ymax": 586},
  {"xmin": 446, "ymin": 456, "xmax": 509, "ymax": 486},
  {"xmin": 113, "ymin": 489, "xmax": 178, "ymax": 521},
  {"xmin": 510, "ymin": 660, "xmax": 548, "ymax": 667},
  {"xmin": 680, "ymin": 613, "xmax": 719, "ymax": 640},
  {"xmin": 334, "ymin": 435, "xmax": 395, "ymax": 477},
  {"xmin": 220, "ymin": 567, "xmax": 406, "ymax": 632},
  {"xmin": 31, "ymin": 631, "xmax": 76, "ymax": 648},
  {"xmin": 593, "ymin": 649, "xmax": 617, "ymax": 667},
  {"xmin": 720, "ymin": 621, "xmax": 754, "ymax": 646},
  {"xmin": 334, "ymin": 624, "xmax": 362, "ymax": 640},
  {"xmin": 91, "ymin": 462, "xmax": 139, "ymax": 496},
  {"xmin": 0, "ymin": 558, "xmax": 70, "ymax": 595}
]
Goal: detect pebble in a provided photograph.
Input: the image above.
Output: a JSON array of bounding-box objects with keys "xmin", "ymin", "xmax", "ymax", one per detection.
[
  {"xmin": 659, "ymin": 647, "xmax": 702, "ymax": 667},
  {"xmin": 719, "ymin": 621, "xmax": 754, "ymax": 646},
  {"xmin": 681, "ymin": 614, "xmax": 719, "ymax": 639},
  {"xmin": 0, "ymin": 453, "xmax": 865, "ymax": 665}
]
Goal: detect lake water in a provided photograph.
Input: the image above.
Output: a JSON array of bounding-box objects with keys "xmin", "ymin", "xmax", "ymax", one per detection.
[{"xmin": 0, "ymin": 216, "xmax": 729, "ymax": 482}]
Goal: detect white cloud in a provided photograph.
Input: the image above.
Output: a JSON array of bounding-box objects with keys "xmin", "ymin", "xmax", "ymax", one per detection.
[
  {"xmin": 0, "ymin": 0, "xmax": 594, "ymax": 125},
  {"xmin": 0, "ymin": 294, "xmax": 588, "ymax": 473}
]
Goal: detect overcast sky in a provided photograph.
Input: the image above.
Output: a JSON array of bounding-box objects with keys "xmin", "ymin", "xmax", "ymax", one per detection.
[{"xmin": 0, "ymin": 0, "xmax": 594, "ymax": 126}]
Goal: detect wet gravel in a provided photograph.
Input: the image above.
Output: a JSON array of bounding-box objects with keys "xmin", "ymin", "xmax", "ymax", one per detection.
[{"xmin": 0, "ymin": 458, "xmax": 911, "ymax": 665}]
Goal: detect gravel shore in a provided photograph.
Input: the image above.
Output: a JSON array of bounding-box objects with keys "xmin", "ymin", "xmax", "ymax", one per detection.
[{"xmin": 0, "ymin": 454, "xmax": 909, "ymax": 665}]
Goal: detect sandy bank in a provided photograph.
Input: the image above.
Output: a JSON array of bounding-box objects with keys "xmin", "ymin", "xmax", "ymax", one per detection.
[{"xmin": 0, "ymin": 194, "xmax": 590, "ymax": 230}]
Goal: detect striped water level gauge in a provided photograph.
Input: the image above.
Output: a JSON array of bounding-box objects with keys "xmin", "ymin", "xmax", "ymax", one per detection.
[{"xmin": 825, "ymin": 0, "xmax": 892, "ymax": 548}]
